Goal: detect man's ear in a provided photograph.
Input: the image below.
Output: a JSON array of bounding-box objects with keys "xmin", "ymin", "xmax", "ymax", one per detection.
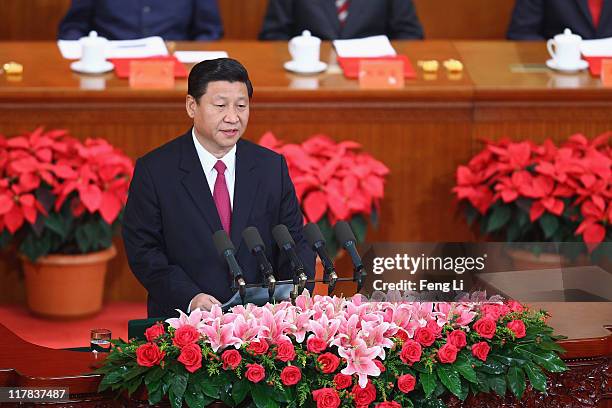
[{"xmin": 186, "ymin": 95, "xmax": 196, "ymax": 118}]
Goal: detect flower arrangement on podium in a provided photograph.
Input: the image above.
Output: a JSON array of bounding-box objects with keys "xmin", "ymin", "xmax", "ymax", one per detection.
[
  {"xmin": 259, "ymin": 132, "xmax": 389, "ymax": 258},
  {"xmin": 98, "ymin": 293, "xmax": 567, "ymax": 408},
  {"xmin": 452, "ymin": 132, "xmax": 611, "ymax": 259},
  {"xmin": 0, "ymin": 127, "xmax": 133, "ymax": 317}
]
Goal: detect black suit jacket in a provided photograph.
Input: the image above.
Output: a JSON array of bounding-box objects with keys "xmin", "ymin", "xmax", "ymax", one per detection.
[
  {"xmin": 507, "ymin": 0, "xmax": 612, "ymax": 40},
  {"xmin": 259, "ymin": 0, "xmax": 424, "ymax": 40},
  {"xmin": 122, "ymin": 131, "xmax": 315, "ymax": 317}
]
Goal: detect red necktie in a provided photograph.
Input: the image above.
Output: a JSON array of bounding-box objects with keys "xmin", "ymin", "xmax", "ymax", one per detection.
[
  {"xmin": 588, "ymin": 0, "xmax": 603, "ymax": 28},
  {"xmin": 213, "ymin": 160, "xmax": 231, "ymax": 233},
  {"xmin": 336, "ymin": 0, "xmax": 349, "ymax": 26}
]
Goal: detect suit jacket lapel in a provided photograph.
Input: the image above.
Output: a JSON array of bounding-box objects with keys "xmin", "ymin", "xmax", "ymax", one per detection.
[
  {"xmin": 597, "ymin": 0, "xmax": 612, "ymax": 35},
  {"xmin": 576, "ymin": 0, "xmax": 595, "ymax": 29},
  {"xmin": 341, "ymin": 0, "xmax": 365, "ymax": 38},
  {"xmin": 230, "ymin": 140, "xmax": 259, "ymax": 252},
  {"xmin": 321, "ymin": 0, "xmax": 341, "ymax": 38},
  {"xmin": 179, "ymin": 132, "xmax": 223, "ymax": 234}
]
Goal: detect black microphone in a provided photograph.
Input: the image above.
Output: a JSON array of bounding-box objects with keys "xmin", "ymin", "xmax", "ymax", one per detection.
[
  {"xmin": 303, "ymin": 223, "xmax": 337, "ymax": 295},
  {"xmin": 272, "ymin": 224, "xmax": 308, "ymax": 299},
  {"xmin": 242, "ymin": 226, "xmax": 276, "ymax": 302},
  {"xmin": 334, "ymin": 221, "xmax": 367, "ymax": 291},
  {"xmin": 213, "ymin": 230, "xmax": 246, "ymax": 304}
]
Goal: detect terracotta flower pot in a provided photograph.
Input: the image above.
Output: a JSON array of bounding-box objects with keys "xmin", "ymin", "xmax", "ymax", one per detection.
[{"xmin": 21, "ymin": 245, "xmax": 117, "ymax": 319}]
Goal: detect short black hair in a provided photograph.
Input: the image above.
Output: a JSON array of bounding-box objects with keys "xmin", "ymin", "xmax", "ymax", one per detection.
[{"xmin": 188, "ymin": 58, "xmax": 253, "ymax": 102}]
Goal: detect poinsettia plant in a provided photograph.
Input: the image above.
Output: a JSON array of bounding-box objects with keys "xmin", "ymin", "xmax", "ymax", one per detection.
[
  {"xmin": 0, "ymin": 127, "xmax": 133, "ymax": 261},
  {"xmin": 97, "ymin": 294, "xmax": 567, "ymax": 408},
  {"xmin": 259, "ymin": 133, "xmax": 389, "ymax": 258},
  {"xmin": 452, "ymin": 133, "xmax": 611, "ymax": 257}
]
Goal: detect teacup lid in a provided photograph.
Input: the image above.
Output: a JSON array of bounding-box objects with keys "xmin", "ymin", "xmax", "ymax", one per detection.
[
  {"xmin": 554, "ymin": 28, "xmax": 582, "ymax": 42},
  {"xmin": 80, "ymin": 31, "xmax": 108, "ymax": 45},
  {"xmin": 290, "ymin": 30, "xmax": 320, "ymax": 46}
]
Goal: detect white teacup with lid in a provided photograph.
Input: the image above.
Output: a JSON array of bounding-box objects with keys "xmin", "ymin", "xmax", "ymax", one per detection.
[
  {"xmin": 71, "ymin": 31, "xmax": 114, "ymax": 74},
  {"xmin": 546, "ymin": 28, "xmax": 584, "ymax": 70},
  {"xmin": 284, "ymin": 30, "xmax": 327, "ymax": 74}
]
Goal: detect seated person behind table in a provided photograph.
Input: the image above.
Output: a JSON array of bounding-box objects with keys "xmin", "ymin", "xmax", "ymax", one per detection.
[
  {"xmin": 259, "ymin": 0, "xmax": 424, "ymax": 40},
  {"xmin": 507, "ymin": 0, "xmax": 612, "ymax": 40},
  {"xmin": 58, "ymin": 0, "xmax": 222, "ymax": 41}
]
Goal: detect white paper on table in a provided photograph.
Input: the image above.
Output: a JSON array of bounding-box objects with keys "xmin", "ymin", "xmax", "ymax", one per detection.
[
  {"xmin": 57, "ymin": 36, "xmax": 169, "ymax": 60},
  {"xmin": 333, "ymin": 35, "xmax": 397, "ymax": 58},
  {"xmin": 174, "ymin": 51, "xmax": 229, "ymax": 63},
  {"xmin": 581, "ymin": 37, "xmax": 612, "ymax": 56}
]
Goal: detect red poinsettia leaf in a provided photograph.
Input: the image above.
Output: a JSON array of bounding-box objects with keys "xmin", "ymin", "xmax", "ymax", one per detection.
[
  {"xmin": 6, "ymin": 136, "xmax": 30, "ymax": 149},
  {"xmin": 592, "ymin": 195, "xmax": 605, "ymax": 212},
  {"xmin": 342, "ymin": 175, "xmax": 358, "ymax": 196},
  {"xmin": 35, "ymin": 148, "xmax": 53, "ymax": 163},
  {"xmin": 568, "ymin": 133, "xmax": 589, "ymax": 147},
  {"xmin": 4, "ymin": 205, "xmax": 24, "ymax": 233},
  {"xmin": 542, "ymin": 197, "xmax": 564, "ymax": 216},
  {"xmin": 19, "ymin": 194, "xmax": 35, "ymax": 207},
  {"xmin": 351, "ymin": 165, "xmax": 370, "ymax": 179},
  {"xmin": 501, "ymin": 189, "xmax": 518, "ymax": 203},
  {"xmin": 456, "ymin": 166, "xmax": 475, "ymax": 185},
  {"xmin": 302, "ymin": 190, "xmax": 327, "ymax": 223},
  {"xmin": 9, "ymin": 157, "xmax": 39, "ymax": 174},
  {"xmin": 302, "ymin": 135, "xmax": 336, "ymax": 155},
  {"xmin": 22, "ymin": 203, "xmax": 37, "ymax": 224},
  {"xmin": 18, "ymin": 173, "xmax": 40, "ymax": 192},
  {"xmin": 536, "ymin": 161, "xmax": 556, "ymax": 176},
  {"xmin": 99, "ymin": 191, "xmax": 122, "ymax": 224},
  {"xmin": 39, "ymin": 170, "xmax": 56, "ymax": 186},
  {"xmin": 70, "ymin": 198, "xmax": 86, "ymax": 217},
  {"xmin": 319, "ymin": 154, "xmax": 343, "ymax": 183},
  {"xmin": 531, "ymin": 175, "xmax": 554, "ymax": 197},
  {"xmin": 0, "ymin": 194, "xmax": 14, "ymax": 215},
  {"xmin": 582, "ymin": 222, "xmax": 606, "ymax": 245},
  {"xmin": 530, "ymin": 201, "xmax": 546, "ymax": 222},
  {"xmin": 78, "ymin": 183, "xmax": 102, "ymax": 213},
  {"xmin": 581, "ymin": 200, "xmax": 603, "ymax": 219},
  {"xmin": 508, "ymin": 142, "xmax": 532, "ymax": 168},
  {"xmin": 258, "ymin": 132, "xmax": 279, "ymax": 151},
  {"xmin": 361, "ymin": 175, "xmax": 384, "ymax": 198}
]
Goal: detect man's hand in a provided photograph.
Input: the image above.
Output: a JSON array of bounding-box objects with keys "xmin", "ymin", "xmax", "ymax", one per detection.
[{"xmin": 190, "ymin": 293, "xmax": 222, "ymax": 312}]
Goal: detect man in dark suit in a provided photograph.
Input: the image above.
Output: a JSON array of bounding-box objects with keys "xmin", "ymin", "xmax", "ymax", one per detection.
[
  {"xmin": 259, "ymin": 0, "xmax": 424, "ymax": 40},
  {"xmin": 58, "ymin": 0, "xmax": 223, "ymax": 41},
  {"xmin": 122, "ymin": 58, "xmax": 315, "ymax": 317},
  {"xmin": 507, "ymin": 0, "xmax": 612, "ymax": 40}
]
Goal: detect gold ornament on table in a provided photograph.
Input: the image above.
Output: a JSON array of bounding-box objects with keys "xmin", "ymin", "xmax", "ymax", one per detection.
[
  {"xmin": 417, "ymin": 59, "xmax": 439, "ymax": 73},
  {"xmin": 443, "ymin": 58, "xmax": 463, "ymax": 72},
  {"xmin": 2, "ymin": 61, "xmax": 23, "ymax": 75}
]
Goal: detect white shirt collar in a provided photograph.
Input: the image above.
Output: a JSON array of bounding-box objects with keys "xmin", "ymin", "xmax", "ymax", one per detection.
[{"xmin": 191, "ymin": 128, "xmax": 236, "ymax": 176}]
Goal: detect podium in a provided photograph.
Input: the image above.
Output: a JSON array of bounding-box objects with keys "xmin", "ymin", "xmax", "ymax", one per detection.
[{"xmin": 0, "ymin": 303, "xmax": 610, "ymax": 407}]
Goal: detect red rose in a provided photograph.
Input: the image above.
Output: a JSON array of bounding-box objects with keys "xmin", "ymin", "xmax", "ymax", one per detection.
[
  {"xmin": 374, "ymin": 359, "xmax": 386, "ymax": 373},
  {"xmin": 317, "ymin": 352, "xmax": 340, "ymax": 374},
  {"xmin": 280, "ymin": 366, "xmax": 302, "ymax": 386},
  {"xmin": 399, "ymin": 340, "xmax": 422, "ymax": 365},
  {"xmin": 480, "ymin": 304, "xmax": 503, "ymax": 320},
  {"xmin": 414, "ymin": 327, "xmax": 436, "ymax": 346},
  {"xmin": 473, "ymin": 317, "xmax": 497, "ymax": 339},
  {"xmin": 395, "ymin": 329, "xmax": 408, "ymax": 342},
  {"xmin": 447, "ymin": 330, "xmax": 467, "ymax": 349},
  {"xmin": 397, "ymin": 374, "xmax": 416, "ymax": 393},
  {"xmin": 471, "ymin": 341, "xmax": 490, "ymax": 362},
  {"xmin": 427, "ymin": 320, "xmax": 442, "ymax": 337},
  {"xmin": 333, "ymin": 373, "xmax": 353, "ymax": 390},
  {"xmin": 276, "ymin": 340, "xmax": 296, "ymax": 362},
  {"xmin": 506, "ymin": 320, "xmax": 526, "ymax": 338},
  {"xmin": 312, "ymin": 388, "xmax": 341, "ymax": 408},
  {"xmin": 177, "ymin": 343, "xmax": 202, "ymax": 373},
  {"xmin": 144, "ymin": 323, "xmax": 165, "ymax": 342},
  {"xmin": 172, "ymin": 325, "xmax": 199, "ymax": 348},
  {"xmin": 376, "ymin": 402, "xmax": 401, "ymax": 408},
  {"xmin": 307, "ymin": 337, "xmax": 327, "ymax": 353},
  {"xmin": 507, "ymin": 300, "xmax": 524, "ymax": 313},
  {"xmin": 437, "ymin": 343, "xmax": 458, "ymax": 364},
  {"xmin": 245, "ymin": 363, "xmax": 266, "ymax": 383},
  {"xmin": 352, "ymin": 381, "xmax": 376, "ymax": 406},
  {"xmin": 136, "ymin": 343, "xmax": 165, "ymax": 367},
  {"xmin": 221, "ymin": 349, "xmax": 242, "ymax": 370},
  {"xmin": 247, "ymin": 339, "xmax": 269, "ymax": 355}
]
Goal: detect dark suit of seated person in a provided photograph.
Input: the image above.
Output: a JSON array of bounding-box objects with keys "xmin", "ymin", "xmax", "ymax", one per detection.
[
  {"xmin": 259, "ymin": 0, "xmax": 424, "ymax": 40},
  {"xmin": 58, "ymin": 0, "xmax": 223, "ymax": 40},
  {"xmin": 507, "ymin": 0, "xmax": 612, "ymax": 40},
  {"xmin": 122, "ymin": 58, "xmax": 315, "ymax": 318}
]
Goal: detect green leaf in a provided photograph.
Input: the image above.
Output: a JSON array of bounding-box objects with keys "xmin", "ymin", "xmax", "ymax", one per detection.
[
  {"xmin": 480, "ymin": 359, "xmax": 504, "ymax": 375},
  {"xmin": 488, "ymin": 375, "xmax": 506, "ymax": 397},
  {"xmin": 420, "ymin": 370, "xmax": 437, "ymax": 397},
  {"xmin": 145, "ymin": 366, "xmax": 165, "ymax": 385},
  {"xmin": 454, "ymin": 355, "xmax": 478, "ymax": 383},
  {"xmin": 75, "ymin": 222, "xmax": 96, "ymax": 252},
  {"xmin": 518, "ymin": 348, "xmax": 567, "ymax": 373},
  {"xmin": 350, "ymin": 214, "xmax": 367, "ymax": 244},
  {"xmin": 475, "ymin": 372, "xmax": 490, "ymax": 393},
  {"xmin": 436, "ymin": 365, "xmax": 462, "ymax": 398},
  {"xmin": 537, "ymin": 341, "xmax": 566, "ymax": 353},
  {"xmin": 126, "ymin": 376, "xmax": 143, "ymax": 396},
  {"xmin": 98, "ymin": 371, "xmax": 123, "ymax": 392},
  {"xmin": 524, "ymin": 363, "xmax": 547, "ymax": 393},
  {"xmin": 487, "ymin": 205, "xmax": 511, "ymax": 233},
  {"xmin": 251, "ymin": 384, "xmax": 279, "ymax": 408},
  {"xmin": 123, "ymin": 365, "xmax": 149, "ymax": 382},
  {"xmin": 232, "ymin": 378, "xmax": 249, "ymax": 405},
  {"xmin": 184, "ymin": 383, "xmax": 209, "ymax": 408},
  {"xmin": 198, "ymin": 379, "xmax": 221, "ymax": 399},
  {"xmin": 147, "ymin": 380, "xmax": 163, "ymax": 405},
  {"xmin": 20, "ymin": 231, "xmax": 52, "ymax": 261},
  {"xmin": 168, "ymin": 371, "xmax": 188, "ymax": 408},
  {"xmin": 507, "ymin": 366, "xmax": 526, "ymax": 399},
  {"xmin": 44, "ymin": 212, "xmax": 69, "ymax": 240},
  {"xmin": 539, "ymin": 213, "xmax": 559, "ymax": 239},
  {"xmin": 0, "ymin": 229, "xmax": 12, "ymax": 248}
]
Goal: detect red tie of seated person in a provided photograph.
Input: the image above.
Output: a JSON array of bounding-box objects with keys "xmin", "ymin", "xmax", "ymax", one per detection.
[
  {"xmin": 336, "ymin": 0, "xmax": 350, "ymax": 26},
  {"xmin": 588, "ymin": 0, "xmax": 603, "ymax": 28},
  {"xmin": 213, "ymin": 160, "xmax": 231, "ymax": 233}
]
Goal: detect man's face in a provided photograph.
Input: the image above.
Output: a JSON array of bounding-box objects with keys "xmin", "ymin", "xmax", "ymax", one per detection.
[{"xmin": 186, "ymin": 80, "xmax": 250, "ymax": 157}]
